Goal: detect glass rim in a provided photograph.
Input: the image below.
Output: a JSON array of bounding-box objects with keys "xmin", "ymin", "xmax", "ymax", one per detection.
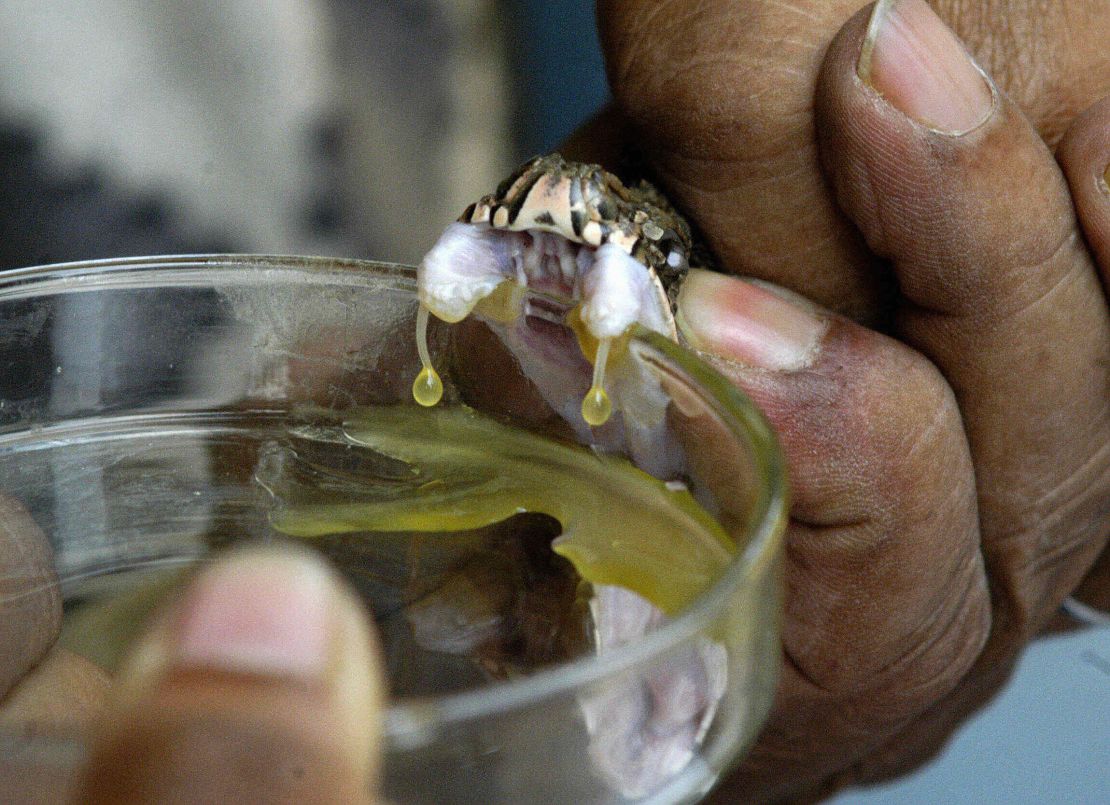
[{"xmin": 0, "ymin": 254, "xmax": 789, "ymax": 742}]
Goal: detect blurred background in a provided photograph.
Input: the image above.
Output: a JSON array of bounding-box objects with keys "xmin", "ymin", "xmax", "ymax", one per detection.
[
  {"xmin": 0, "ymin": 0, "xmax": 608, "ymax": 270},
  {"xmin": 1, "ymin": 2, "xmax": 1106, "ymax": 803}
]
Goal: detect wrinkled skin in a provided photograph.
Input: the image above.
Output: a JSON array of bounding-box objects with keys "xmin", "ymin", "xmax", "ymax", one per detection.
[
  {"xmin": 2, "ymin": 1, "xmax": 1109, "ymax": 801},
  {"xmin": 568, "ymin": 0, "xmax": 1110, "ymax": 801},
  {"xmin": 575, "ymin": 0, "xmax": 1110, "ymax": 324},
  {"xmin": 0, "ymin": 528, "xmax": 385, "ymax": 804}
]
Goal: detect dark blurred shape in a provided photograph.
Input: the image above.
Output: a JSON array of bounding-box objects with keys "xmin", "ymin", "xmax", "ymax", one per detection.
[
  {"xmin": 511, "ymin": 0, "xmax": 610, "ymax": 154},
  {"xmin": 0, "ymin": 1, "xmax": 609, "ymax": 271},
  {"xmin": 0, "ymin": 120, "xmax": 235, "ymax": 271},
  {"xmin": 304, "ymin": 194, "xmax": 346, "ymax": 236}
]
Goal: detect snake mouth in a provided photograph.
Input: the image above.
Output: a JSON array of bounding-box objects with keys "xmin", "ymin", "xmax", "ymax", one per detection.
[
  {"xmin": 415, "ymin": 222, "xmax": 674, "ymax": 426},
  {"xmin": 520, "ymin": 289, "xmax": 575, "ymax": 325}
]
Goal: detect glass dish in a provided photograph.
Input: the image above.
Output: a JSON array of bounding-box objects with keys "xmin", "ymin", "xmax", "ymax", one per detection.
[{"xmin": 0, "ymin": 255, "xmax": 787, "ymax": 803}]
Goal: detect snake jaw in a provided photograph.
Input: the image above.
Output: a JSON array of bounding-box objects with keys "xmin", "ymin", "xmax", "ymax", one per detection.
[
  {"xmin": 418, "ymin": 222, "xmax": 512, "ymax": 324},
  {"xmin": 415, "ymin": 154, "xmax": 695, "ymax": 432},
  {"xmin": 406, "ymin": 156, "xmax": 724, "ymax": 794},
  {"xmin": 579, "ymin": 242, "xmax": 672, "ymax": 341}
]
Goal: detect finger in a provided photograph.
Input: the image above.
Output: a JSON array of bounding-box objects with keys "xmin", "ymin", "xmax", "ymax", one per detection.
[
  {"xmin": 559, "ymin": 105, "xmax": 630, "ymax": 173},
  {"xmin": 818, "ymin": 0, "xmax": 1110, "ymax": 639},
  {"xmin": 1058, "ymin": 95, "xmax": 1110, "ymax": 290},
  {"xmin": 675, "ymin": 270, "xmax": 989, "ymax": 799},
  {"xmin": 1072, "ymin": 546, "xmax": 1110, "ymax": 615},
  {"xmin": 76, "ymin": 547, "xmax": 385, "ymax": 804},
  {"xmin": 0, "ymin": 646, "xmax": 109, "ymax": 729},
  {"xmin": 933, "ymin": 0, "xmax": 1110, "ymax": 148},
  {"xmin": 1057, "ymin": 96, "xmax": 1110, "ymax": 618},
  {"xmin": 598, "ymin": 0, "xmax": 886, "ymax": 323},
  {"xmin": 594, "ymin": 0, "xmax": 1110, "ymax": 325},
  {"xmin": 0, "ymin": 494, "xmax": 61, "ymax": 696},
  {"xmin": 0, "ymin": 645, "xmax": 112, "ymax": 805}
]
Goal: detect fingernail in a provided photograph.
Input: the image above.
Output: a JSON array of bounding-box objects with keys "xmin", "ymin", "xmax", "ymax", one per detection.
[
  {"xmin": 1102, "ymin": 163, "xmax": 1110, "ymax": 195},
  {"xmin": 676, "ymin": 270, "xmax": 826, "ymax": 371},
  {"xmin": 171, "ymin": 550, "xmax": 333, "ymax": 681},
  {"xmin": 859, "ymin": 0, "xmax": 992, "ymax": 134}
]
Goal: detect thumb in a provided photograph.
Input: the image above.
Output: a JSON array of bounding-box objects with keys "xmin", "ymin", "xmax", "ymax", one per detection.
[
  {"xmin": 675, "ymin": 269, "xmax": 987, "ymax": 798},
  {"xmin": 75, "ymin": 546, "xmax": 385, "ymax": 804}
]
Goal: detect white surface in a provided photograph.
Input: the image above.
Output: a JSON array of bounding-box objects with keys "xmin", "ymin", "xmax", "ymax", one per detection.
[{"xmin": 832, "ymin": 626, "xmax": 1110, "ymax": 804}]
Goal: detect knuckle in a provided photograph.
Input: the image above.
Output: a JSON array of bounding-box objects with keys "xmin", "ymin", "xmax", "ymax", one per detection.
[
  {"xmin": 937, "ymin": 0, "xmax": 1110, "ymax": 147},
  {"xmin": 852, "ymin": 347, "xmax": 963, "ymax": 476},
  {"xmin": 785, "ymin": 550, "xmax": 990, "ymax": 727},
  {"xmin": 1057, "ymin": 95, "xmax": 1110, "ymax": 182},
  {"xmin": 987, "ymin": 436, "xmax": 1110, "ymax": 634},
  {"xmin": 605, "ymin": 2, "xmax": 813, "ymax": 162}
]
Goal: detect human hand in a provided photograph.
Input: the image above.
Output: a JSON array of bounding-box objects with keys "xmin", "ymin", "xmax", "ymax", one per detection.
[
  {"xmin": 582, "ymin": 0, "xmax": 1110, "ymax": 323},
  {"xmin": 0, "ymin": 494, "xmax": 98, "ymax": 746},
  {"xmin": 0, "ymin": 508, "xmax": 385, "ymax": 804},
  {"xmin": 573, "ymin": 0, "xmax": 1110, "ymax": 800}
]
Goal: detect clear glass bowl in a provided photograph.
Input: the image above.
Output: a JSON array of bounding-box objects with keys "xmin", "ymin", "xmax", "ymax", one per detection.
[{"xmin": 0, "ymin": 255, "xmax": 788, "ymax": 803}]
